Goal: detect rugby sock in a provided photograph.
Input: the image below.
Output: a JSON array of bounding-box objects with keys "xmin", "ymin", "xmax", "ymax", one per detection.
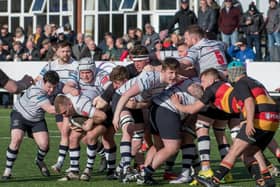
[
  {"xmin": 144, "ymin": 165, "xmax": 155, "ymax": 177},
  {"xmin": 276, "ymin": 153, "xmax": 280, "ymax": 163},
  {"xmin": 181, "ymin": 144, "xmax": 195, "ymax": 177},
  {"xmin": 56, "ymin": 145, "xmax": 68, "ymax": 167},
  {"xmin": 192, "ymin": 148, "xmax": 201, "ymax": 174},
  {"xmin": 198, "ymin": 136, "xmax": 211, "ymax": 171},
  {"xmin": 120, "ymin": 141, "xmax": 132, "ymax": 173},
  {"xmin": 218, "ymin": 144, "xmax": 230, "ymax": 159},
  {"xmin": 69, "ymin": 147, "xmax": 80, "ymax": 172},
  {"xmin": 247, "ymin": 160, "xmax": 262, "ymax": 181},
  {"xmin": 165, "ymin": 153, "xmax": 177, "ymax": 172},
  {"xmin": 213, "ymin": 161, "xmax": 232, "ymax": 183},
  {"xmin": 86, "ymin": 144, "xmax": 97, "ymax": 170},
  {"xmin": 96, "ymin": 142, "xmax": 105, "ymax": 158},
  {"xmin": 261, "ymin": 168, "xmax": 272, "ymax": 179},
  {"xmin": 104, "ymin": 146, "xmax": 117, "ymax": 173},
  {"xmin": 36, "ymin": 147, "xmax": 48, "ymax": 162},
  {"xmin": 4, "ymin": 147, "xmax": 18, "ymax": 175}
]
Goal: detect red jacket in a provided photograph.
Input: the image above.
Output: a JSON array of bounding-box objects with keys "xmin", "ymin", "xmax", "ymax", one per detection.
[{"xmin": 218, "ymin": 7, "xmax": 241, "ymax": 34}]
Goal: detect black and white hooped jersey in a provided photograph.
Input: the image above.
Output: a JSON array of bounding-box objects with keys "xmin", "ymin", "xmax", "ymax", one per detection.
[
  {"xmin": 39, "ymin": 58, "xmax": 79, "ymax": 84},
  {"xmin": 186, "ymin": 39, "xmax": 227, "ymax": 74},
  {"xmin": 116, "ymin": 71, "xmax": 167, "ymax": 102},
  {"xmin": 153, "ymin": 78, "xmax": 199, "ymax": 119},
  {"xmin": 66, "ymin": 94, "xmax": 96, "ymax": 118},
  {"xmin": 14, "ymin": 80, "xmax": 61, "ymax": 122}
]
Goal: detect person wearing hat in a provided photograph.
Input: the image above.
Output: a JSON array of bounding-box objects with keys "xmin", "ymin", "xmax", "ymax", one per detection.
[
  {"xmin": 227, "ymin": 38, "xmax": 256, "ymax": 63},
  {"xmin": 218, "ymin": 0, "xmax": 241, "ymax": 47},
  {"xmin": 239, "ymin": 2, "xmax": 264, "ymax": 61},
  {"xmin": 160, "ymin": 0, "xmax": 197, "ymax": 38},
  {"xmin": 195, "ymin": 61, "xmax": 278, "ymax": 187}
]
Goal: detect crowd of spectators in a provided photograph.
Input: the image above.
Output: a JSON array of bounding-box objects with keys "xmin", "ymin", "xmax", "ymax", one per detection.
[{"xmin": 0, "ymin": 0, "xmax": 280, "ymax": 107}]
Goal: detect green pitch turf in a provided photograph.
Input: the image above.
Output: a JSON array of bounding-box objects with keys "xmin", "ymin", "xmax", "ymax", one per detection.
[{"xmin": 0, "ymin": 108, "xmax": 279, "ymax": 187}]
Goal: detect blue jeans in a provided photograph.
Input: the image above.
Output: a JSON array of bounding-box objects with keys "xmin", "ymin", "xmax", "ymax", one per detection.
[
  {"xmin": 267, "ymin": 32, "xmax": 280, "ymax": 48},
  {"xmin": 221, "ymin": 30, "xmax": 238, "ymax": 47},
  {"xmin": 246, "ymin": 34, "xmax": 261, "ymax": 60}
]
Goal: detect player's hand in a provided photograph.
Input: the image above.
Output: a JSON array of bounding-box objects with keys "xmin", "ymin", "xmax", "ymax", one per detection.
[
  {"xmin": 82, "ymin": 118, "xmax": 94, "ymax": 131},
  {"xmin": 245, "ymin": 121, "xmax": 256, "ymax": 137},
  {"xmin": 112, "ymin": 116, "xmax": 120, "ymax": 132},
  {"xmin": 93, "ymin": 96, "xmax": 108, "ymax": 109},
  {"xmin": 170, "ymin": 94, "xmax": 181, "ymax": 107},
  {"xmin": 70, "ymin": 88, "xmax": 80, "ymax": 96}
]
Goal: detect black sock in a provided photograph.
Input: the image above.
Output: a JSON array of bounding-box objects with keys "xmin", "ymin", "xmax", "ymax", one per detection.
[
  {"xmin": 247, "ymin": 162, "xmax": 262, "ymax": 181},
  {"xmin": 214, "ymin": 165, "xmax": 230, "ymax": 182}
]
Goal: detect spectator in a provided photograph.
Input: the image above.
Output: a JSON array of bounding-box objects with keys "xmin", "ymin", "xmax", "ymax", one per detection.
[
  {"xmin": 102, "ymin": 36, "xmax": 117, "ymax": 61},
  {"xmin": 0, "ymin": 24, "xmax": 13, "ymax": 51},
  {"xmin": 40, "ymin": 39, "xmax": 56, "ymax": 61},
  {"xmin": 141, "ymin": 23, "xmax": 160, "ymax": 52},
  {"xmin": 0, "ymin": 40, "xmax": 10, "ymax": 61},
  {"xmin": 72, "ymin": 32, "xmax": 87, "ymax": 60},
  {"xmin": 80, "ymin": 39, "xmax": 102, "ymax": 60},
  {"xmin": 9, "ymin": 41, "xmax": 24, "ymax": 62},
  {"xmin": 218, "ymin": 0, "xmax": 241, "ymax": 47},
  {"xmin": 33, "ymin": 25, "xmax": 42, "ymax": 45},
  {"xmin": 135, "ymin": 28, "xmax": 143, "ymax": 44},
  {"xmin": 149, "ymin": 39, "xmax": 163, "ymax": 65},
  {"xmin": 227, "ymin": 38, "xmax": 256, "ymax": 63},
  {"xmin": 63, "ymin": 23, "xmax": 75, "ymax": 45},
  {"xmin": 115, "ymin": 37, "xmax": 128, "ymax": 61},
  {"xmin": 207, "ymin": 0, "xmax": 220, "ymax": 34},
  {"xmin": 240, "ymin": 3, "xmax": 265, "ymax": 61},
  {"xmin": 266, "ymin": 0, "xmax": 280, "ymax": 49},
  {"xmin": 162, "ymin": 0, "xmax": 197, "ymax": 37},
  {"xmin": 13, "ymin": 27, "xmax": 27, "ymax": 47},
  {"xmin": 98, "ymin": 32, "xmax": 113, "ymax": 53},
  {"xmin": 198, "ymin": 0, "xmax": 217, "ymax": 36},
  {"xmin": 36, "ymin": 24, "xmax": 54, "ymax": 50},
  {"xmin": 21, "ymin": 40, "xmax": 40, "ymax": 61}
]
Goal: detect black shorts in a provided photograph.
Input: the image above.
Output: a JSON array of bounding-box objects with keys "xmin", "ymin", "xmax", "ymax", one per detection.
[
  {"xmin": 111, "ymin": 93, "xmax": 144, "ymax": 124},
  {"xmin": 55, "ymin": 114, "xmax": 63, "ymax": 123},
  {"xmin": 199, "ymin": 106, "xmax": 239, "ymax": 120},
  {"xmin": 236, "ymin": 123, "xmax": 275, "ymax": 150},
  {"xmin": 10, "ymin": 110, "xmax": 48, "ymax": 135},
  {"xmin": 150, "ymin": 103, "xmax": 182, "ymax": 140},
  {"xmin": 72, "ymin": 111, "xmax": 112, "ymax": 129}
]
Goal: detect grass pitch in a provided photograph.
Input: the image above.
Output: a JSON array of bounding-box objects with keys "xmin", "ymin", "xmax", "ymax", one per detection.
[{"xmin": 0, "ymin": 108, "xmax": 279, "ymax": 187}]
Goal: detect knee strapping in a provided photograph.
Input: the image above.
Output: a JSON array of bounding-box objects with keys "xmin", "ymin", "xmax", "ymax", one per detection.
[
  {"xmin": 182, "ymin": 126, "xmax": 197, "ymax": 138},
  {"xmin": 119, "ymin": 115, "xmax": 135, "ymax": 129},
  {"xmin": 132, "ymin": 129, "xmax": 144, "ymax": 140},
  {"xmin": 230, "ymin": 126, "xmax": 240, "ymax": 139},
  {"xmin": 195, "ymin": 121, "xmax": 210, "ymax": 130},
  {"xmin": 213, "ymin": 126, "xmax": 226, "ymax": 132}
]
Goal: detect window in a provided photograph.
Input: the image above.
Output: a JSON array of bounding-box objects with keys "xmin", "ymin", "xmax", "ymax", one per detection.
[
  {"xmin": 156, "ymin": 0, "xmax": 176, "ymax": 10},
  {"xmin": 62, "ymin": 0, "xmax": 72, "ymax": 11},
  {"xmin": 98, "ymin": 15, "xmax": 109, "ymax": 43},
  {"xmin": 49, "ymin": 15, "xmax": 60, "ymax": 26},
  {"xmin": 11, "ymin": 17, "xmax": 19, "ymax": 33},
  {"xmin": 84, "ymin": 15, "xmax": 95, "ymax": 37},
  {"xmin": 49, "ymin": 0, "xmax": 60, "ymax": 12},
  {"xmin": 112, "ymin": 0, "xmax": 122, "ymax": 11},
  {"xmin": 37, "ymin": 15, "xmax": 47, "ymax": 28},
  {"xmin": 127, "ymin": 15, "xmax": 137, "ymax": 31},
  {"xmin": 112, "ymin": 14, "xmax": 124, "ymax": 38},
  {"xmin": 119, "ymin": 0, "xmax": 137, "ymax": 11},
  {"xmin": 0, "ymin": 16, "xmax": 8, "ymax": 27},
  {"xmin": 30, "ymin": 0, "xmax": 47, "ymax": 13},
  {"xmin": 24, "ymin": 0, "xmax": 33, "ymax": 13},
  {"xmin": 0, "ymin": 0, "xmax": 8, "ymax": 12},
  {"xmin": 142, "ymin": 15, "xmax": 151, "ymax": 29},
  {"xmin": 85, "ymin": 0, "xmax": 95, "ymax": 10},
  {"xmin": 159, "ymin": 15, "xmax": 173, "ymax": 31},
  {"xmin": 63, "ymin": 16, "xmax": 72, "ymax": 26},
  {"xmin": 11, "ymin": 0, "xmax": 21, "ymax": 13},
  {"xmin": 142, "ymin": 0, "xmax": 153, "ymax": 10},
  {"xmin": 99, "ymin": 0, "xmax": 109, "ymax": 11}
]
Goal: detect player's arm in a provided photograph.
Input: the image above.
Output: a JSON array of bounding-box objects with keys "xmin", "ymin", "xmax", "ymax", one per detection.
[
  {"xmin": 126, "ymin": 99, "xmax": 150, "ymax": 109},
  {"xmin": 62, "ymin": 81, "xmax": 79, "ymax": 96},
  {"xmin": 113, "ymin": 83, "xmax": 141, "ymax": 130},
  {"xmin": 82, "ymin": 109, "xmax": 107, "ymax": 131},
  {"xmin": 171, "ymin": 94, "xmax": 205, "ymax": 114},
  {"xmin": 40, "ymin": 102, "xmax": 56, "ymax": 114},
  {"xmin": 244, "ymin": 97, "xmax": 256, "ymax": 136}
]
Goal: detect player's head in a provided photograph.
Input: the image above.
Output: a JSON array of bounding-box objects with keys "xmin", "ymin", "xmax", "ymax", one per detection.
[
  {"xmin": 161, "ymin": 57, "xmax": 180, "ymax": 84},
  {"xmin": 78, "ymin": 57, "xmax": 96, "ymax": 83},
  {"xmin": 130, "ymin": 45, "xmax": 150, "ymax": 73},
  {"xmin": 176, "ymin": 41, "xmax": 188, "ymax": 57},
  {"xmin": 187, "ymin": 83, "xmax": 204, "ymax": 99},
  {"xmin": 184, "ymin": 25, "xmax": 204, "ymax": 47},
  {"xmin": 56, "ymin": 41, "xmax": 72, "ymax": 63},
  {"xmin": 227, "ymin": 61, "xmax": 246, "ymax": 83},
  {"xmin": 43, "ymin": 70, "xmax": 59, "ymax": 95},
  {"xmin": 200, "ymin": 68, "xmax": 221, "ymax": 89},
  {"xmin": 109, "ymin": 65, "xmax": 129, "ymax": 89},
  {"xmin": 54, "ymin": 94, "xmax": 75, "ymax": 117}
]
